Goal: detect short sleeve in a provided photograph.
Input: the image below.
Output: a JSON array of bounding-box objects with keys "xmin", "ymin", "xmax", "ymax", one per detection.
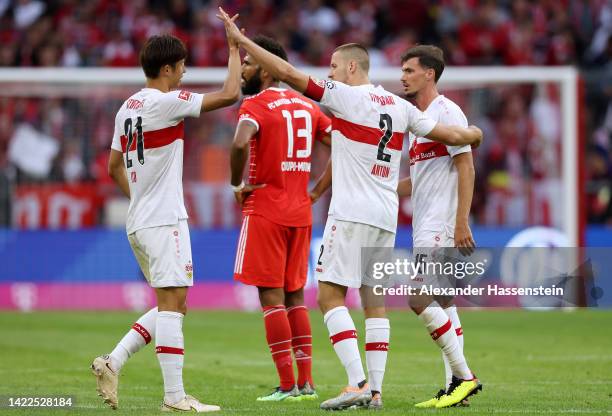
[
  {"xmin": 304, "ymin": 77, "xmax": 352, "ymax": 115},
  {"xmin": 404, "ymin": 101, "xmax": 437, "ymax": 138},
  {"xmin": 314, "ymin": 107, "xmax": 332, "ymax": 141},
  {"xmin": 439, "ymin": 104, "xmax": 471, "ymax": 158},
  {"xmin": 158, "ymin": 90, "xmax": 204, "ymax": 122},
  {"xmin": 110, "ymin": 116, "xmax": 122, "ymax": 151},
  {"xmin": 237, "ymin": 99, "xmax": 261, "ymax": 132}
]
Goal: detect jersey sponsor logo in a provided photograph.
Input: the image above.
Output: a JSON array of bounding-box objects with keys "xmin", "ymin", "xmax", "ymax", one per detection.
[
  {"xmin": 280, "ymin": 161, "xmax": 311, "ymax": 172},
  {"xmin": 369, "ymin": 93, "xmax": 396, "ymax": 106},
  {"xmin": 371, "ymin": 164, "xmax": 390, "ymax": 178},
  {"xmin": 409, "ymin": 141, "xmax": 450, "ymax": 165},
  {"xmin": 178, "ymin": 90, "xmax": 191, "ymax": 101}
]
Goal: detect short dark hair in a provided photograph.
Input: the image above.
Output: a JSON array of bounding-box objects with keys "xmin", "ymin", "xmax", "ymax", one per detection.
[
  {"xmin": 139, "ymin": 35, "xmax": 187, "ymax": 79},
  {"xmin": 252, "ymin": 35, "xmax": 288, "ymax": 62},
  {"xmin": 334, "ymin": 43, "xmax": 370, "ymax": 72},
  {"xmin": 400, "ymin": 45, "xmax": 445, "ymax": 82}
]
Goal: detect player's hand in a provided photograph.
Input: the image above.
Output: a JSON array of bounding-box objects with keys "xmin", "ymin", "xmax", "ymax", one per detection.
[
  {"xmin": 468, "ymin": 125, "xmax": 483, "ymax": 149},
  {"xmin": 216, "ymin": 7, "xmax": 244, "ymax": 46},
  {"xmin": 234, "ymin": 183, "xmax": 265, "ymax": 205},
  {"xmin": 454, "ymin": 222, "xmax": 476, "ymax": 256},
  {"xmin": 309, "ymin": 189, "xmax": 321, "ymax": 204}
]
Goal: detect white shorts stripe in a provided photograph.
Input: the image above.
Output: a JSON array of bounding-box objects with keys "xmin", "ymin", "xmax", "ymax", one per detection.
[
  {"xmin": 235, "ymin": 216, "xmax": 250, "ymax": 274},
  {"xmin": 234, "ymin": 218, "xmax": 247, "ymax": 273}
]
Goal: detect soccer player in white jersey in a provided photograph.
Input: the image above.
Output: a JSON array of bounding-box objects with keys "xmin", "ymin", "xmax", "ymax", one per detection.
[
  {"xmin": 398, "ymin": 45, "xmax": 482, "ymax": 408},
  {"xmin": 90, "ymin": 29, "xmax": 240, "ymax": 413},
  {"xmin": 216, "ymin": 7, "xmax": 482, "ymax": 411}
]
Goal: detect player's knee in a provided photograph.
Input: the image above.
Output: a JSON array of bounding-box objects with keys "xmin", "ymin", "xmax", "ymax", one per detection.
[{"xmin": 284, "ymin": 289, "xmax": 304, "ymax": 308}]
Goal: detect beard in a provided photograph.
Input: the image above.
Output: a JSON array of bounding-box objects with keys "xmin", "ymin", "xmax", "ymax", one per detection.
[{"xmin": 241, "ymin": 69, "xmax": 263, "ymax": 95}]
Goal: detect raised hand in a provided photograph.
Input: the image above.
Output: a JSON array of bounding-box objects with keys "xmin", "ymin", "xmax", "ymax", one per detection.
[{"xmin": 216, "ymin": 7, "xmax": 244, "ymax": 47}]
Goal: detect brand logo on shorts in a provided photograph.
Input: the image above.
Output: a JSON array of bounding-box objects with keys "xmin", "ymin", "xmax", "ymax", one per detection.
[{"xmin": 185, "ymin": 261, "xmax": 193, "ymax": 279}]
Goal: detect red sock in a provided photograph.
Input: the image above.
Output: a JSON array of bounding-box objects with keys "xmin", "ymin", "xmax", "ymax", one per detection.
[
  {"xmin": 287, "ymin": 305, "xmax": 313, "ymax": 387},
  {"xmin": 263, "ymin": 305, "xmax": 295, "ymax": 390}
]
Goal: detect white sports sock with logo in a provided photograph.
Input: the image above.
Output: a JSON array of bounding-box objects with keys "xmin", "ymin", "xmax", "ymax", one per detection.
[
  {"xmin": 324, "ymin": 306, "xmax": 366, "ymax": 387},
  {"xmin": 442, "ymin": 305, "xmax": 464, "ymax": 389},
  {"xmin": 156, "ymin": 311, "xmax": 186, "ymax": 405},
  {"xmin": 365, "ymin": 318, "xmax": 390, "ymax": 394},
  {"xmin": 419, "ymin": 302, "xmax": 471, "ymax": 380},
  {"xmin": 109, "ymin": 307, "xmax": 157, "ymax": 372}
]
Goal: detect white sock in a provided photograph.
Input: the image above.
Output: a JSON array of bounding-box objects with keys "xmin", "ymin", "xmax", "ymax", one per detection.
[
  {"xmin": 156, "ymin": 311, "xmax": 186, "ymax": 405},
  {"xmin": 442, "ymin": 305, "xmax": 464, "ymax": 389},
  {"xmin": 324, "ymin": 306, "xmax": 366, "ymax": 387},
  {"xmin": 365, "ymin": 318, "xmax": 390, "ymax": 394},
  {"xmin": 109, "ymin": 307, "xmax": 157, "ymax": 372},
  {"xmin": 419, "ymin": 302, "xmax": 471, "ymax": 380}
]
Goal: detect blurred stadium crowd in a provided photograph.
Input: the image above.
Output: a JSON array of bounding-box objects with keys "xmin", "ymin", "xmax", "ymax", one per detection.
[{"xmin": 0, "ymin": 0, "xmax": 611, "ymax": 228}]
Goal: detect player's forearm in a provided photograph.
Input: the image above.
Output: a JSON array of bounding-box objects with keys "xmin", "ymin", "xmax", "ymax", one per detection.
[
  {"xmin": 238, "ymin": 35, "xmax": 308, "ymax": 93},
  {"xmin": 451, "ymin": 125, "xmax": 482, "ymax": 146},
  {"xmin": 427, "ymin": 124, "xmax": 482, "ymax": 146},
  {"xmin": 109, "ymin": 167, "xmax": 130, "ymax": 198},
  {"xmin": 230, "ymin": 145, "xmax": 248, "ymax": 187},
  {"xmin": 312, "ymin": 159, "xmax": 332, "ymax": 196},
  {"xmin": 397, "ymin": 177, "xmax": 412, "ymax": 197},
  {"xmin": 454, "ymin": 154, "xmax": 475, "ymax": 226},
  {"xmin": 202, "ymin": 48, "xmax": 241, "ymax": 112}
]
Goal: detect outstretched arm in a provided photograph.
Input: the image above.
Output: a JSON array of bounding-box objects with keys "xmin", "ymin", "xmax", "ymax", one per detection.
[
  {"xmin": 201, "ymin": 13, "xmax": 241, "ymax": 112},
  {"xmin": 426, "ymin": 124, "xmax": 483, "ymax": 147},
  {"xmin": 216, "ymin": 7, "xmax": 310, "ymax": 93}
]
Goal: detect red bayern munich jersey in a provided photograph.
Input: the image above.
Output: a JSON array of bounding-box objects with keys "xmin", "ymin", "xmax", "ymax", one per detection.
[{"xmin": 237, "ymin": 87, "xmax": 331, "ymax": 227}]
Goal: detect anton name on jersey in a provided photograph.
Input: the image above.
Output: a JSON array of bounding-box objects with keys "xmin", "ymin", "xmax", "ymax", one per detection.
[
  {"xmin": 371, "ymin": 164, "xmax": 390, "ymax": 178},
  {"xmin": 281, "ymin": 161, "xmax": 311, "ymax": 172},
  {"xmin": 267, "ymin": 97, "xmax": 314, "ymax": 110}
]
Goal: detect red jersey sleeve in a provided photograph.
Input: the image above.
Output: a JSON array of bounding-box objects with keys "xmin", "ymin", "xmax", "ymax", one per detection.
[
  {"xmin": 314, "ymin": 106, "xmax": 332, "ymax": 142},
  {"xmin": 237, "ymin": 99, "xmax": 262, "ymax": 133}
]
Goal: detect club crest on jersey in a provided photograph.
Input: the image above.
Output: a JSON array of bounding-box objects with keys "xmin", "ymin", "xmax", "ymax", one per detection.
[{"xmin": 178, "ymin": 90, "xmax": 191, "ymax": 101}]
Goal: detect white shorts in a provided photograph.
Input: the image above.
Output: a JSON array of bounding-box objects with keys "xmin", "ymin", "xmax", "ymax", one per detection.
[
  {"xmin": 410, "ymin": 228, "xmax": 458, "ymax": 291},
  {"xmin": 128, "ymin": 220, "xmax": 194, "ymax": 288},
  {"xmin": 315, "ymin": 217, "xmax": 396, "ymax": 289},
  {"xmin": 413, "ymin": 228, "xmax": 454, "ymax": 248}
]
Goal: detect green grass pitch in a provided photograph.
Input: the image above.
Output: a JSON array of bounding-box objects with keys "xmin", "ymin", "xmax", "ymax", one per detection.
[{"xmin": 1, "ymin": 309, "xmax": 611, "ymax": 415}]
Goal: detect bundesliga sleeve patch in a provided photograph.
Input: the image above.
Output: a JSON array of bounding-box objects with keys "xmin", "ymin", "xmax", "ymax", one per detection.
[{"xmin": 178, "ymin": 90, "xmax": 191, "ymax": 101}]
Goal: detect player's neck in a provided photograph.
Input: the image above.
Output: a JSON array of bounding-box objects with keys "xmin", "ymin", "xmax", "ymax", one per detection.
[
  {"xmin": 347, "ymin": 74, "xmax": 370, "ymax": 87},
  {"xmin": 145, "ymin": 78, "xmax": 171, "ymax": 93},
  {"xmin": 415, "ymin": 87, "xmax": 439, "ymax": 112},
  {"xmin": 260, "ymin": 80, "xmax": 280, "ymax": 91}
]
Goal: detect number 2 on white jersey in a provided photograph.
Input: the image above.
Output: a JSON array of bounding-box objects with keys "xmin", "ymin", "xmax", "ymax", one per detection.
[{"xmin": 282, "ymin": 109, "xmax": 312, "ymax": 159}]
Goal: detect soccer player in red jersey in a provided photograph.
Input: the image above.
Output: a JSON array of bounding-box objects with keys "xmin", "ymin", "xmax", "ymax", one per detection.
[{"xmin": 230, "ymin": 35, "xmax": 332, "ymax": 402}]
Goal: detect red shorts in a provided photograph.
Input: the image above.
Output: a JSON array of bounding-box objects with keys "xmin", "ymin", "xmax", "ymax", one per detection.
[{"xmin": 234, "ymin": 214, "xmax": 311, "ymax": 292}]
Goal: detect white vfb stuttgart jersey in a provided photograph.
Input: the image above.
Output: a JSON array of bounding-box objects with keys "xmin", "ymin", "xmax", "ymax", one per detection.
[
  {"xmin": 409, "ymin": 95, "xmax": 471, "ymax": 237},
  {"xmin": 111, "ymin": 88, "xmax": 204, "ymax": 234},
  {"xmin": 305, "ymin": 78, "xmax": 436, "ymax": 232}
]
